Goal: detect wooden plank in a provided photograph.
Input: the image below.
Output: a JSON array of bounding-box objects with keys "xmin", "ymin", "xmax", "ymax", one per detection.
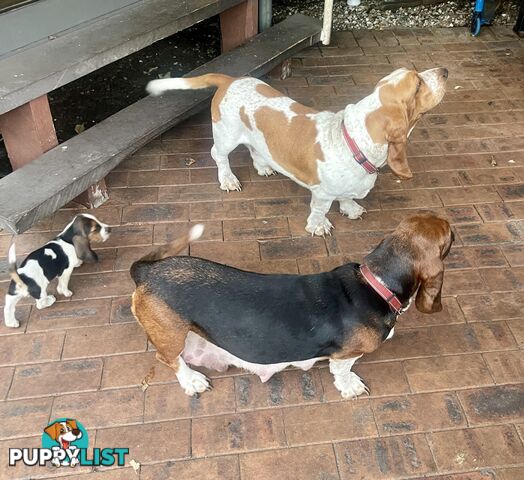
[
  {"xmin": 0, "ymin": 95, "xmax": 58, "ymax": 169},
  {"xmin": 0, "ymin": 14, "xmax": 321, "ymax": 233},
  {"xmin": 0, "ymin": 0, "xmax": 244, "ymax": 115},
  {"xmin": 220, "ymin": 0, "xmax": 258, "ymax": 52}
]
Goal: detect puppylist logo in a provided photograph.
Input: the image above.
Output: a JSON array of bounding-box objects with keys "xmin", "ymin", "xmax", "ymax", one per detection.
[{"xmin": 9, "ymin": 418, "xmax": 129, "ymax": 468}]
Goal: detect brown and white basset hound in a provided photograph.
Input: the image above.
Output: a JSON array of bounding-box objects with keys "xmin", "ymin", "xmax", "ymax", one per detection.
[
  {"xmin": 147, "ymin": 67, "xmax": 448, "ymax": 236},
  {"xmin": 130, "ymin": 213, "xmax": 454, "ymax": 398}
]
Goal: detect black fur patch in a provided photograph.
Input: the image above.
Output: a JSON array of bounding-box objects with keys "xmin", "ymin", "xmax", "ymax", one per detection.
[{"xmin": 20, "ymin": 243, "xmax": 69, "ymax": 282}]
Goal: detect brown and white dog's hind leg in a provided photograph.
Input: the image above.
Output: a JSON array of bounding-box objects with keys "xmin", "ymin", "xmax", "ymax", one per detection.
[
  {"xmin": 211, "ymin": 143, "xmax": 242, "ymax": 192},
  {"xmin": 339, "ymin": 198, "xmax": 366, "ymax": 220},
  {"xmin": 306, "ymin": 192, "xmax": 334, "ymax": 236},
  {"xmin": 329, "ymin": 356, "xmax": 369, "ymax": 399},
  {"xmin": 248, "ymin": 146, "xmax": 276, "ymax": 177}
]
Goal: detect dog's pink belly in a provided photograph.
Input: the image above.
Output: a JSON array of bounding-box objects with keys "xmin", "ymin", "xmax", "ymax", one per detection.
[{"xmin": 182, "ymin": 332, "xmax": 325, "ymax": 382}]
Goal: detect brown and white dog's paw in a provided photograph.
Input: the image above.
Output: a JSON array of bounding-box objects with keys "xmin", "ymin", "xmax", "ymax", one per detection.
[
  {"xmin": 219, "ymin": 173, "xmax": 242, "ymax": 192},
  {"xmin": 334, "ymin": 372, "xmax": 369, "ymax": 400},
  {"xmin": 256, "ymin": 165, "xmax": 277, "ymax": 177},
  {"xmin": 180, "ymin": 369, "xmax": 211, "ymax": 396},
  {"xmin": 306, "ymin": 217, "xmax": 333, "ymax": 237},
  {"xmin": 339, "ymin": 201, "xmax": 366, "ymax": 220}
]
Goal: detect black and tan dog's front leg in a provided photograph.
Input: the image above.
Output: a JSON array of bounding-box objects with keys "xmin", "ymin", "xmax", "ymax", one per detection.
[{"xmin": 329, "ymin": 356, "xmax": 369, "ymax": 399}]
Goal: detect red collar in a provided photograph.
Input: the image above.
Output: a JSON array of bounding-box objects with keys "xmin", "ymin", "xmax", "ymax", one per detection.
[
  {"xmin": 342, "ymin": 121, "xmax": 377, "ymax": 174},
  {"xmin": 359, "ymin": 264, "xmax": 402, "ymax": 314}
]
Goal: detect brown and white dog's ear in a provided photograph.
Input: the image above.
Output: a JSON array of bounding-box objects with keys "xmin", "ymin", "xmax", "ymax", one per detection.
[
  {"xmin": 415, "ymin": 258, "xmax": 444, "ymax": 313},
  {"xmin": 66, "ymin": 419, "xmax": 78, "ymax": 430},
  {"xmin": 72, "ymin": 236, "xmax": 98, "ymax": 263},
  {"xmin": 44, "ymin": 422, "xmax": 61, "ymax": 441},
  {"xmin": 385, "ymin": 113, "xmax": 413, "ymax": 180}
]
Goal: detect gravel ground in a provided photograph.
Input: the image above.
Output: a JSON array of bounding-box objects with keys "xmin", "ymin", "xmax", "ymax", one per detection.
[{"xmin": 273, "ymin": 0, "xmax": 520, "ymax": 30}]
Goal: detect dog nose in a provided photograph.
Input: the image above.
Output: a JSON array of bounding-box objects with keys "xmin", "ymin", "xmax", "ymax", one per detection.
[
  {"xmin": 105, "ymin": 227, "xmax": 112, "ymax": 234},
  {"xmin": 440, "ymin": 68, "xmax": 448, "ymax": 79},
  {"xmin": 72, "ymin": 429, "xmax": 80, "ymax": 436}
]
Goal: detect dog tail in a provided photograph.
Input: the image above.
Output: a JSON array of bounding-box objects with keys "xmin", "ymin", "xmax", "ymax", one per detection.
[
  {"xmin": 146, "ymin": 73, "xmax": 233, "ymax": 96},
  {"xmin": 8, "ymin": 243, "xmax": 26, "ymax": 291},
  {"xmin": 130, "ymin": 224, "xmax": 204, "ymax": 283}
]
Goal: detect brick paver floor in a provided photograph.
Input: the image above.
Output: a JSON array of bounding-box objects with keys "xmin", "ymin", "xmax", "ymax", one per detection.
[{"xmin": 0, "ymin": 25, "xmax": 523, "ymax": 480}]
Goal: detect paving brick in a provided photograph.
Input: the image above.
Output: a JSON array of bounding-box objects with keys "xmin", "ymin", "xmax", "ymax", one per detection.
[
  {"xmin": 190, "ymin": 200, "xmax": 255, "ymax": 220},
  {"xmin": 144, "ymin": 377, "xmax": 236, "ymax": 422},
  {"xmin": 106, "ymin": 186, "xmax": 158, "ymax": 205},
  {"xmin": 484, "ymin": 350, "xmax": 523, "ymax": 384},
  {"xmin": 0, "ymin": 332, "xmax": 65, "ymax": 366},
  {"xmin": 335, "ymin": 434, "xmax": 437, "ymax": 480},
  {"xmin": 95, "ymin": 420, "xmax": 190, "ymax": 463},
  {"xmin": 27, "ymin": 298, "xmax": 111, "ymax": 331},
  {"xmin": 235, "ymin": 369, "xmax": 323, "ymax": 410},
  {"xmin": 0, "ymin": 397, "xmax": 53, "ymax": 438},
  {"xmin": 439, "ymin": 186, "xmax": 501, "ymax": 205},
  {"xmin": 153, "ymin": 220, "xmax": 223, "ymax": 243},
  {"xmin": 254, "ymin": 197, "xmax": 310, "ymax": 218},
  {"xmin": 372, "ymin": 392, "xmax": 466, "ymax": 435},
  {"xmin": 297, "ymin": 255, "xmax": 346, "ymax": 274},
  {"xmin": 240, "ymin": 444, "xmax": 339, "ymax": 480},
  {"xmin": 110, "ymin": 296, "xmax": 135, "ymax": 324},
  {"xmin": 259, "ymin": 236, "xmax": 326, "ymax": 260},
  {"xmin": 283, "ymin": 400, "xmax": 376, "ymax": 445},
  {"xmin": 127, "ymin": 169, "xmax": 190, "ymax": 187},
  {"xmin": 404, "ymin": 354, "xmax": 493, "ymax": 393},
  {"xmin": 399, "ymin": 297, "xmax": 465, "ymax": 328},
  {"xmin": 223, "ymin": 217, "xmax": 289, "ymax": 241},
  {"xmin": 442, "ymin": 269, "xmax": 486, "ymax": 295},
  {"xmin": 113, "ymin": 245, "xmax": 153, "ymax": 271},
  {"xmin": 192, "ymin": 410, "xmax": 286, "ymax": 456},
  {"xmin": 445, "ymin": 246, "xmax": 508, "ymax": 269},
  {"xmin": 507, "ymin": 319, "xmax": 524, "ymax": 346},
  {"xmin": 98, "ymin": 225, "xmax": 153, "ymax": 249},
  {"xmin": 456, "ymin": 222, "xmax": 522, "ymax": 245},
  {"xmin": 9, "ymin": 358, "xmax": 103, "ymax": 399},
  {"xmin": 458, "ymin": 385, "xmax": 524, "ymax": 426},
  {"xmin": 429, "ymin": 425, "xmax": 524, "ymax": 471},
  {"xmin": 379, "ymin": 190, "xmax": 442, "ymax": 210},
  {"xmin": 67, "ymin": 272, "xmax": 135, "ymax": 299},
  {"xmin": 158, "ymin": 182, "xmax": 222, "ymax": 203},
  {"xmin": 479, "ymin": 267, "xmax": 524, "ymax": 292},
  {"xmin": 0, "ymin": 367, "xmax": 14, "ymax": 400},
  {"xmin": 122, "ymin": 203, "xmax": 189, "ymax": 224},
  {"xmin": 457, "ymin": 292, "xmax": 524, "ymax": 322},
  {"xmin": 62, "ymin": 323, "xmax": 147, "ymax": 359},
  {"xmin": 502, "ymin": 244, "xmax": 524, "ymax": 266},
  {"xmin": 190, "ymin": 240, "xmax": 260, "ymax": 264},
  {"xmin": 141, "ymin": 456, "xmax": 240, "ymax": 480},
  {"xmin": 52, "ymin": 388, "xmax": 143, "ymax": 429}
]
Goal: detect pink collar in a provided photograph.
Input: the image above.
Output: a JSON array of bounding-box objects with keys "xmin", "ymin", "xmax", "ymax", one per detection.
[
  {"xmin": 342, "ymin": 121, "xmax": 377, "ymax": 175},
  {"xmin": 359, "ymin": 264, "xmax": 402, "ymax": 314}
]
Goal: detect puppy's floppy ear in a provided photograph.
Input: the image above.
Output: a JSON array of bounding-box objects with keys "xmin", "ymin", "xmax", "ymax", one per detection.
[
  {"xmin": 66, "ymin": 419, "xmax": 78, "ymax": 430},
  {"xmin": 44, "ymin": 422, "xmax": 61, "ymax": 441},
  {"xmin": 385, "ymin": 108, "xmax": 413, "ymax": 180},
  {"xmin": 415, "ymin": 258, "xmax": 444, "ymax": 313},
  {"xmin": 72, "ymin": 236, "xmax": 98, "ymax": 263}
]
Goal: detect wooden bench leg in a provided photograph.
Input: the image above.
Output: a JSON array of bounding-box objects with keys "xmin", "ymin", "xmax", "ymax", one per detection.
[
  {"xmin": 220, "ymin": 0, "xmax": 258, "ymax": 52},
  {"xmin": 0, "ymin": 95, "xmax": 108, "ymax": 209}
]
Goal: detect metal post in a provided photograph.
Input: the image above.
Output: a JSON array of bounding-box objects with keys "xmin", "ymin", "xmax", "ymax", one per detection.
[
  {"xmin": 320, "ymin": 0, "xmax": 333, "ymax": 45},
  {"xmin": 259, "ymin": 0, "xmax": 271, "ymax": 31}
]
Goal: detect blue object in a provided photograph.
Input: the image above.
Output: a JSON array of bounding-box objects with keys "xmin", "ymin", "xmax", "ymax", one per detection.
[{"xmin": 471, "ymin": 0, "xmax": 498, "ymax": 36}]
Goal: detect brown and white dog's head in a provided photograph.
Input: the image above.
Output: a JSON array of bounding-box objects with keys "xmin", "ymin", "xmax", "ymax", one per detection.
[
  {"xmin": 366, "ymin": 213, "xmax": 454, "ymax": 314},
  {"xmin": 44, "ymin": 419, "xmax": 82, "ymax": 449},
  {"xmin": 366, "ymin": 67, "xmax": 448, "ymax": 180},
  {"xmin": 67, "ymin": 213, "xmax": 111, "ymax": 263}
]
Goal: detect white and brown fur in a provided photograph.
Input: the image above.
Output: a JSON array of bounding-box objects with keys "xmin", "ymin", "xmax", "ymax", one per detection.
[
  {"xmin": 3, "ymin": 214, "xmax": 111, "ymax": 328},
  {"xmin": 147, "ymin": 67, "xmax": 448, "ymax": 236}
]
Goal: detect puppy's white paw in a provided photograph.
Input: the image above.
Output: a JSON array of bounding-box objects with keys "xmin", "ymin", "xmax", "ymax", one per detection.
[
  {"xmin": 219, "ymin": 173, "xmax": 242, "ymax": 192},
  {"xmin": 339, "ymin": 201, "xmax": 366, "ymax": 219},
  {"xmin": 36, "ymin": 295, "xmax": 56, "ymax": 309},
  {"xmin": 70, "ymin": 457, "xmax": 79, "ymax": 467},
  {"xmin": 256, "ymin": 165, "xmax": 276, "ymax": 177},
  {"xmin": 334, "ymin": 372, "xmax": 369, "ymax": 399},
  {"xmin": 181, "ymin": 370, "xmax": 211, "ymax": 396},
  {"xmin": 4, "ymin": 318, "xmax": 20, "ymax": 328},
  {"xmin": 58, "ymin": 286, "xmax": 73, "ymax": 297},
  {"xmin": 305, "ymin": 217, "xmax": 333, "ymax": 236}
]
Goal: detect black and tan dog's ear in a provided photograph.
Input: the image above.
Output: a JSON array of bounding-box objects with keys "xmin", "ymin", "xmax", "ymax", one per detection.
[
  {"xmin": 385, "ymin": 110, "xmax": 413, "ymax": 180},
  {"xmin": 415, "ymin": 259, "xmax": 444, "ymax": 313},
  {"xmin": 72, "ymin": 236, "xmax": 98, "ymax": 263},
  {"xmin": 44, "ymin": 422, "xmax": 61, "ymax": 441}
]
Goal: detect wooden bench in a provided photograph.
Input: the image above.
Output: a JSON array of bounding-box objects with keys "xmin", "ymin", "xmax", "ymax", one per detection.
[
  {"xmin": 0, "ymin": 13, "xmax": 321, "ymax": 233},
  {"xmin": 0, "ymin": 0, "xmax": 257, "ymax": 208}
]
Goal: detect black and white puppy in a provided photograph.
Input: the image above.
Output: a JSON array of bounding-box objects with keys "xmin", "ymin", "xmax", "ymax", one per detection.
[{"xmin": 3, "ymin": 214, "xmax": 111, "ymax": 328}]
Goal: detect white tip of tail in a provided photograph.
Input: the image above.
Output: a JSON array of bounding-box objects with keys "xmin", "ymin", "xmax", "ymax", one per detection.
[
  {"xmin": 146, "ymin": 78, "xmax": 190, "ymax": 96},
  {"xmin": 8, "ymin": 243, "xmax": 16, "ymax": 265},
  {"xmin": 188, "ymin": 224, "xmax": 205, "ymax": 242}
]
